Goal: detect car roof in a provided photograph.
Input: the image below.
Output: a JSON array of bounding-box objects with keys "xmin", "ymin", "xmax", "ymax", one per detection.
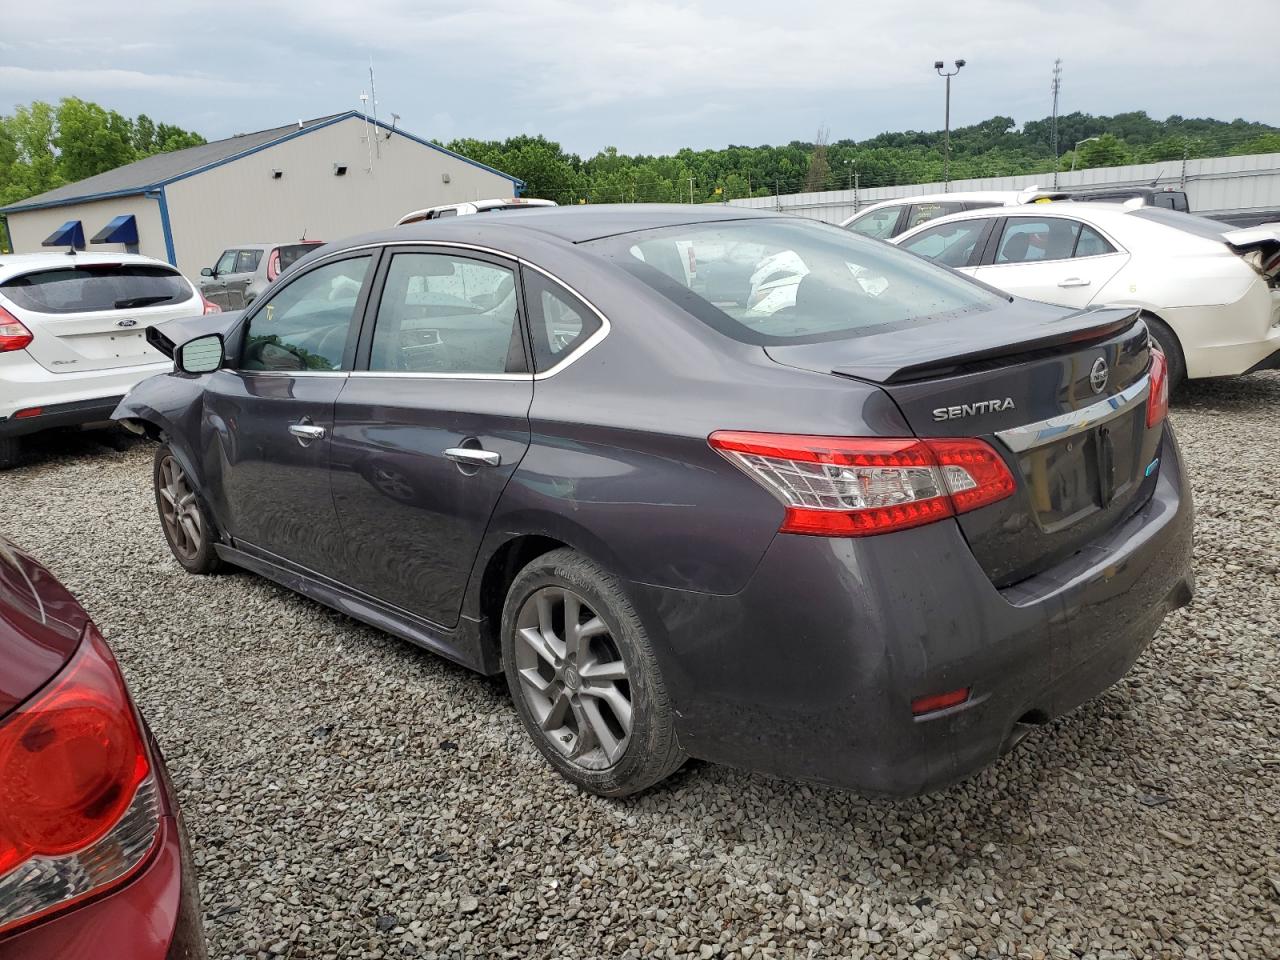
[
  {"xmin": 853, "ymin": 190, "xmax": 1022, "ymax": 213},
  {"xmin": 371, "ymin": 203, "xmax": 786, "ymax": 246},
  {"xmin": 0, "ymin": 250, "xmax": 179, "ymax": 282}
]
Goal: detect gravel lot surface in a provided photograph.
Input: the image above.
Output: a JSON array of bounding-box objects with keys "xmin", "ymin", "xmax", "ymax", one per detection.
[{"xmin": 2, "ymin": 374, "xmax": 1278, "ymax": 960}]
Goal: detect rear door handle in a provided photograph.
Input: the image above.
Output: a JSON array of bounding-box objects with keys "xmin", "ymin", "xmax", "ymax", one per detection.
[
  {"xmin": 444, "ymin": 447, "xmax": 501, "ymax": 468},
  {"xmin": 1058, "ymin": 277, "xmax": 1091, "ymax": 288}
]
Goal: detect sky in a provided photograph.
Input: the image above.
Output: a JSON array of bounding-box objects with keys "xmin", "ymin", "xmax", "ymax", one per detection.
[{"xmin": 1, "ymin": 0, "xmax": 1274, "ymax": 157}]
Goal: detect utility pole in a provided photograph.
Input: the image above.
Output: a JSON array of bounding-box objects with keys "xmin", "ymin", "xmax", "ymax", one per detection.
[
  {"xmin": 686, "ymin": 176, "xmax": 695, "ymax": 204},
  {"xmin": 1050, "ymin": 59, "xmax": 1062, "ymax": 187},
  {"xmin": 934, "ymin": 59, "xmax": 966, "ymax": 191}
]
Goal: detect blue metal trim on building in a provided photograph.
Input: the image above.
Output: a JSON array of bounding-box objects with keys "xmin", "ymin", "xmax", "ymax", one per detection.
[
  {"xmin": 1, "ymin": 186, "xmax": 149, "ymax": 215},
  {"xmin": 146, "ymin": 189, "xmax": 177, "ymax": 266}
]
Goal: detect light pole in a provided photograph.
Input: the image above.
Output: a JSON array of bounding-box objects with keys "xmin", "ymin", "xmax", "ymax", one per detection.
[
  {"xmin": 1071, "ymin": 137, "xmax": 1100, "ymax": 173},
  {"xmin": 934, "ymin": 59, "xmax": 965, "ymax": 191}
]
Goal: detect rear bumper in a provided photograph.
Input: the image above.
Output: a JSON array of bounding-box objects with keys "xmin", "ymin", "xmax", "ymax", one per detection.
[
  {"xmin": 631, "ymin": 426, "xmax": 1194, "ymax": 797},
  {"xmin": 1169, "ymin": 284, "xmax": 1280, "ymax": 378},
  {"xmin": 0, "ymin": 735, "xmax": 206, "ymax": 960},
  {"xmin": 0, "ymin": 396, "xmax": 125, "ymax": 438},
  {"xmin": 0, "ymin": 350, "xmax": 170, "ymax": 428}
]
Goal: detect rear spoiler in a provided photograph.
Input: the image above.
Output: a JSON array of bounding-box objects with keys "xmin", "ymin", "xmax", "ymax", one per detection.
[{"xmin": 1224, "ymin": 225, "xmax": 1280, "ymax": 280}]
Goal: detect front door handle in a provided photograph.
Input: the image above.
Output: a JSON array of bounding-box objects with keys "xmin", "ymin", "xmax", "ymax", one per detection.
[
  {"xmin": 1058, "ymin": 277, "xmax": 1091, "ymax": 288},
  {"xmin": 288, "ymin": 421, "xmax": 326, "ymax": 446},
  {"xmin": 444, "ymin": 447, "xmax": 501, "ymax": 468}
]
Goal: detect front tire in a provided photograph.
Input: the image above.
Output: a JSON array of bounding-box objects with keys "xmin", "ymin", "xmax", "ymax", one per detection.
[
  {"xmin": 501, "ymin": 549, "xmax": 684, "ymax": 797},
  {"xmin": 153, "ymin": 444, "xmax": 223, "ymax": 574}
]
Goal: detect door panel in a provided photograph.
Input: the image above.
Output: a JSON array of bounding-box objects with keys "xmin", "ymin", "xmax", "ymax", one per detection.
[
  {"xmin": 202, "ymin": 371, "xmax": 349, "ymax": 576},
  {"xmin": 331, "ymin": 248, "xmax": 532, "ymax": 627},
  {"xmin": 200, "ymin": 250, "xmax": 237, "ymax": 308},
  {"xmin": 330, "ymin": 378, "xmax": 532, "ymax": 626}
]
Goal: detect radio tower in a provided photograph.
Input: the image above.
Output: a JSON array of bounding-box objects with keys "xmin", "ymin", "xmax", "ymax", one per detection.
[{"xmin": 1051, "ymin": 59, "xmax": 1062, "ymax": 187}]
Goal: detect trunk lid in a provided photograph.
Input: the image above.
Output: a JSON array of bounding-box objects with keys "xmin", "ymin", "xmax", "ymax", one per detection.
[
  {"xmin": 0, "ymin": 262, "xmax": 200, "ymax": 373},
  {"xmin": 767, "ymin": 301, "xmax": 1162, "ymax": 586},
  {"xmin": 1223, "ymin": 225, "xmax": 1280, "ymax": 283}
]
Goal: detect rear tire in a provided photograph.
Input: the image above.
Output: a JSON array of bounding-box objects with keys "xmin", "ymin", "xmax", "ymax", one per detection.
[
  {"xmin": 0, "ymin": 436, "xmax": 21, "ymax": 470},
  {"xmin": 153, "ymin": 444, "xmax": 223, "ymax": 575},
  {"xmin": 1144, "ymin": 315, "xmax": 1186, "ymax": 391},
  {"xmin": 501, "ymin": 548, "xmax": 684, "ymax": 797}
]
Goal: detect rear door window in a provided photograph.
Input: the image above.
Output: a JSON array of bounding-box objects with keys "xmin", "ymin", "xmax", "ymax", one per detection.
[
  {"xmin": 994, "ymin": 218, "xmax": 1082, "ymax": 264},
  {"xmin": 846, "ymin": 206, "xmax": 904, "ymax": 239},
  {"xmin": 899, "ymin": 219, "xmax": 992, "ymax": 267},
  {"xmin": 904, "ymin": 202, "xmax": 963, "ymax": 230},
  {"xmin": 234, "ymin": 249, "xmax": 263, "ymax": 274},
  {"xmin": 368, "ymin": 252, "xmax": 523, "ymax": 375},
  {"xmin": 0, "ymin": 264, "xmax": 194, "ymax": 314},
  {"xmin": 241, "ymin": 255, "xmax": 372, "ymax": 371}
]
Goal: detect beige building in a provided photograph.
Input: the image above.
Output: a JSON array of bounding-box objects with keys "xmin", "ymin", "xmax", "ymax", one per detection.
[{"xmin": 0, "ymin": 112, "xmax": 522, "ymax": 278}]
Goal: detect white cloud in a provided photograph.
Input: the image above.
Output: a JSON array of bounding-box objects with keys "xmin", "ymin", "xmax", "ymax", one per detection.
[{"xmin": 0, "ymin": 65, "xmax": 260, "ymax": 97}]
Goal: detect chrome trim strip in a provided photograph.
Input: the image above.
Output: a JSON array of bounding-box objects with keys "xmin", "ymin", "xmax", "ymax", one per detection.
[
  {"xmin": 349, "ymin": 371, "xmax": 533, "ymax": 381},
  {"xmin": 520, "ymin": 260, "xmax": 612, "ymax": 380},
  {"xmin": 995, "ymin": 374, "xmax": 1150, "ymax": 453},
  {"xmin": 238, "ymin": 370, "xmax": 351, "ymax": 378}
]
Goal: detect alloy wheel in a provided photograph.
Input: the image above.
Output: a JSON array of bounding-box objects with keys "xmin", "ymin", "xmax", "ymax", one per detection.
[
  {"xmin": 157, "ymin": 455, "xmax": 204, "ymax": 561},
  {"xmin": 513, "ymin": 586, "xmax": 633, "ymax": 771}
]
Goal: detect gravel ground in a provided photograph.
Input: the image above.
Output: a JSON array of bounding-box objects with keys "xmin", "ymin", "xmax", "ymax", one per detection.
[{"xmin": 2, "ymin": 374, "xmax": 1278, "ymax": 960}]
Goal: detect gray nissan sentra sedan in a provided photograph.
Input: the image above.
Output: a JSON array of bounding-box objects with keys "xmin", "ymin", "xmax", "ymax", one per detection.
[{"xmin": 114, "ymin": 205, "xmax": 1193, "ymax": 798}]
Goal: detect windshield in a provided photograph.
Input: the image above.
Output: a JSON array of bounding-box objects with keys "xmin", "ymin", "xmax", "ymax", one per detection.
[
  {"xmin": 0, "ymin": 263, "xmax": 193, "ymax": 314},
  {"xmin": 586, "ymin": 218, "xmax": 1004, "ymax": 345}
]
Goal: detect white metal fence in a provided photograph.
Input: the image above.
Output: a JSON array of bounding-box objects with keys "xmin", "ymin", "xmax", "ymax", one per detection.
[{"xmin": 727, "ymin": 152, "xmax": 1280, "ymax": 223}]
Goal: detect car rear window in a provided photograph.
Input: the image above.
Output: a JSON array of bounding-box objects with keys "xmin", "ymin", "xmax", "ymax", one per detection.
[
  {"xmin": 586, "ymin": 218, "xmax": 1004, "ymax": 346},
  {"xmin": 277, "ymin": 244, "xmax": 320, "ymax": 271},
  {"xmin": 0, "ymin": 263, "xmax": 193, "ymax": 314},
  {"xmin": 1130, "ymin": 207, "xmax": 1227, "ymax": 240}
]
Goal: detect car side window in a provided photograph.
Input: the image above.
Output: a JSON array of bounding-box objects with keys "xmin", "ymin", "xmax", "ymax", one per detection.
[
  {"xmin": 904, "ymin": 202, "xmax": 963, "ymax": 230},
  {"xmin": 368, "ymin": 252, "xmax": 522, "ymax": 375},
  {"xmin": 523, "ymin": 271, "xmax": 602, "ymax": 372},
  {"xmin": 1074, "ymin": 226, "xmax": 1116, "ymax": 258},
  {"xmin": 240, "ymin": 255, "xmax": 372, "ymax": 372},
  {"xmin": 900, "ymin": 219, "xmax": 991, "ymax": 268},
  {"xmin": 214, "ymin": 250, "xmax": 237, "ymax": 275},
  {"xmin": 846, "ymin": 206, "xmax": 903, "ymax": 240},
  {"xmin": 994, "ymin": 218, "xmax": 1082, "ymax": 264},
  {"xmin": 235, "ymin": 249, "xmax": 263, "ymax": 274}
]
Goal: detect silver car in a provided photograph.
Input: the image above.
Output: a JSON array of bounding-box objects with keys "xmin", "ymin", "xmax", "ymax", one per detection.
[{"xmin": 198, "ymin": 241, "xmax": 323, "ymax": 310}]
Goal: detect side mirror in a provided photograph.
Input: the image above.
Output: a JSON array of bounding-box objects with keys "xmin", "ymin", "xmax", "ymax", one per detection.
[
  {"xmin": 200, "ymin": 267, "xmax": 215, "ymax": 277},
  {"xmin": 177, "ymin": 334, "xmax": 224, "ymax": 374}
]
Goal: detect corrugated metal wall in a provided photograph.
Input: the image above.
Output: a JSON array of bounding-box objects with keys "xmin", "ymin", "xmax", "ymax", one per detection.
[
  {"xmin": 165, "ymin": 117, "xmax": 516, "ymax": 278},
  {"xmin": 727, "ymin": 152, "xmax": 1280, "ymax": 224}
]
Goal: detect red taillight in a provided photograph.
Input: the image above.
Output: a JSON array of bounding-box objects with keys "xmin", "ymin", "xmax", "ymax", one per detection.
[
  {"xmin": 911, "ymin": 687, "xmax": 971, "ymax": 716},
  {"xmin": 1146, "ymin": 346, "xmax": 1169, "ymax": 429},
  {"xmin": 200, "ymin": 293, "xmax": 221, "ymax": 315},
  {"xmin": 708, "ymin": 432, "xmax": 1016, "ymax": 537},
  {"xmin": 267, "ymin": 249, "xmax": 281, "ymax": 282},
  {"xmin": 0, "ymin": 306, "xmax": 33, "ymax": 353},
  {"xmin": 13, "ymin": 407, "xmax": 42, "ymax": 419},
  {"xmin": 0, "ymin": 625, "xmax": 157, "ymax": 934}
]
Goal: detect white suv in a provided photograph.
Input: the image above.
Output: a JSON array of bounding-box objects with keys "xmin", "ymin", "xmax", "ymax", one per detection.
[{"xmin": 0, "ymin": 251, "xmax": 216, "ymax": 467}]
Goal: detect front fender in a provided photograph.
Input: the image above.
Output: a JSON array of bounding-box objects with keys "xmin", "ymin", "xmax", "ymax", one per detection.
[{"xmin": 112, "ymin": 372, "xmax": 211, "ymax": 498}]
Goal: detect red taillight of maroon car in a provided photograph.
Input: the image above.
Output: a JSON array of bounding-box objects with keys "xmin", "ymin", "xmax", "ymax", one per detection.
[
  {"xmin": 1146, "ymin": 346, "xmax": 1169, "ymax": 429},
  {"xmin": 0, "ymin": 625, "xmax": 160, "ymax": 935},
  {"xmin": 709, "ymin": 432, "xmax": 1016, "ymax": 537}
]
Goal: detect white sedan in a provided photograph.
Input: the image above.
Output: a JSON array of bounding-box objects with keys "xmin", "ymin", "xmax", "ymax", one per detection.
[{"xmin": 893, "ymin": 201, "xmax": 1280, "ymax": 385}]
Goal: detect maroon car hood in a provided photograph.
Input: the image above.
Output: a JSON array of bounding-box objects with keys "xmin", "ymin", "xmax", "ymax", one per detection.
[{"xmin": 0, "ymin": 539, "xmax": 87, "ymax": 719}]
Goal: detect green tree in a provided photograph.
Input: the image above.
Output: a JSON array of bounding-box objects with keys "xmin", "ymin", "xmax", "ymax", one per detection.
[
  {"xmin": 54, "ymin": 98, "xmax": 136, "ymax": 183},
  {"xmin": 1075, "ymin": 133, "xmax": 1134, "ymax": 170}
]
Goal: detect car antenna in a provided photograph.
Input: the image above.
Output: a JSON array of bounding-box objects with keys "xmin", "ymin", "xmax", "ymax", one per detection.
[{"xmin": 1149, "ymin": 167, "xmax": 1169, "ymax": 187}]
